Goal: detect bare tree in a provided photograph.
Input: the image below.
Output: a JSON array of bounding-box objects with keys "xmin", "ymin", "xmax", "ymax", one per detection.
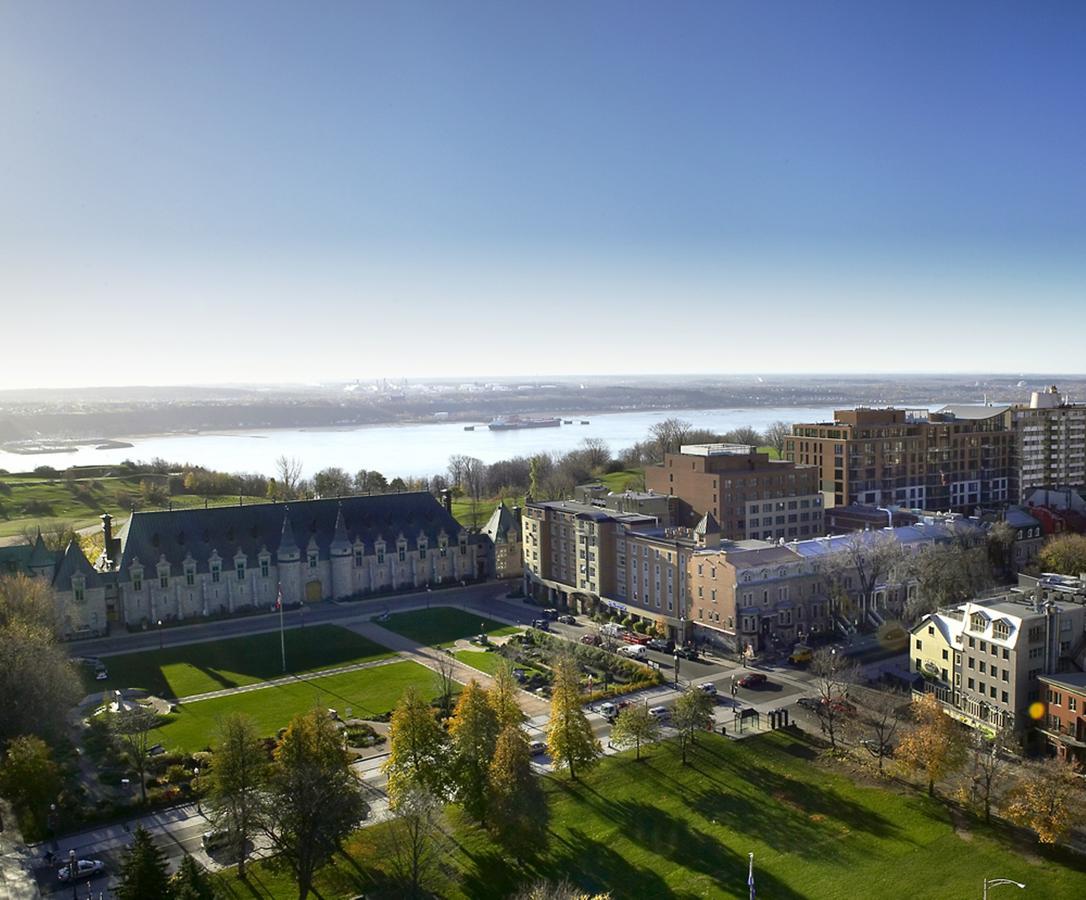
[
  {"xmin": 810, "ymin": 648, "xmax": 859, "ymax": 753},
  {"xmin": 434, "ymin": 652, "xmax": 457, "ymax": 718},
  {"xmin": 20, "ymin": 521, "xmax": 80, "ymax": 554},
  {"xmin": 905, "ymin": 542, "xmax": 991, "ymax": 621},
  {"xmin": 817, "ymin": 532, "xmax": 906, "ymax": 629},
  {"xmin": 462, "ymin": 457, "xmax": 486, "ymax": 527},
  {"xmin": 763, "ymin": 420, "xmax": 791, "ymax": 456},
  {"xmin": 956, "ymin": 727, "xmax": 1017, "ymax": 824},
  {"xmin": 381, "ymin": 785, "xmax": 446, "ymax": 899},
  {"xmin": 274, "ymin": 456, "xmax": 303, "ymax": 499},
  {"xmin": 648, "ymin": 417, "xmax": 692, "ymax": 460},
  {"xmin": 111, "ymin": 705, "xmax": 161, "ymax": 804},
  {"xmin": 579, "ymin": 438, "xmax": 611, "ymax": 472},
  {"xmin": 447, "ymin": 454, "xmax": 471, "ymax": 489},
  {"xmin": 721, "ymin": 426, "xmax": 764, "ymax": 446},
  {"xmin": 858, "ymin": 690, "xmax": 903, "ymax": 773}
]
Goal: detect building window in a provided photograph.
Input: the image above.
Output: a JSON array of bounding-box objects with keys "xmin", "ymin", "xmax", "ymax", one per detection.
[
  {"xmin": 236, "ymin": 561, "xmax": 246, "ymax": 581},
  {"xmin": 419, "ymin": 543, "xmax": 427, "ymax": 560},
  {"xmin": 74, "ymin": 587, "xmax": 85, "ymax": 603},
  {"xmin": 915, "ymin": 639, "xmax": 922, "ymax": 650},
  {"xmin": 186, "ymin": 570, "xmax": 195, "ymax": 586},
  {"xmin": 133, "ymin": 576, "xmax": 142, "ymax": 592},
  {"xmin": 398, "ymin": 547, "xmax": 406, "ymax": 562},
  {"xmin": 354, "ymin": 550, "xmax": 363, "ymax": 567},
  {"xmin": 309, "ymin": 552, "xmax": 318, "ymax": 569},
  {"xmin": 211, "ymin": 566, "xmax": 221, "ymax": 583},
  {"xmin": 261, "ymin": 559, "xmax": 270, "ymax": 578},
  {"xmin": 159, "ymin": 574, "xmax": 169, "ymax": 589}
]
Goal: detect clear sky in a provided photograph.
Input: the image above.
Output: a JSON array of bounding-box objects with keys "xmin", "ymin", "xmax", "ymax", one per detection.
[{"xmin": 1, "ymin": 1, "xmax": 1084, "ymax": 389}]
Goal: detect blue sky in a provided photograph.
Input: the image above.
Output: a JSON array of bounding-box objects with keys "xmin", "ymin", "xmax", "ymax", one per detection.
[{"xmin": 1, "ymin": 1, "xmax": 1084, "ymax": 388}]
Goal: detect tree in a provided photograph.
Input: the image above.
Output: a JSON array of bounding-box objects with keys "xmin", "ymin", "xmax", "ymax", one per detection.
[
  {"xmin": 19, "ymin": 521, "xmax": 79, "ymax": 554},
  {"xmin": 1038, "ymin": 533, "xmax": 1086, "ymax": 577},
  {"xmin": 447, "ymin": 454, "xmax": 471, "ymax": 489},
  {"xmin": 810, "ymin": 648, "xmax": 859, "ymax": 753},
  {"xmin": 116, "ymin": 825, "xmax": 173, "ymax": 900},
  {"xmin": 721, "ymin": 426, "xmax": 764, "ymax": 446},
  {"xmin": 383, "ymin": 685, "xmax": 450, "ymax": 805},
  {"xmin": 764, "ymin": 420, "xmax": 791, "ymax": 456},
  {"xmin": 488, "ymin": 723, "xmax": 545, "ymax": 849},
  {"xmin": 955, "ymin": 728, "xmax": 1016, "ymax": 824},
  {"xmin": 434, "ymin": 651, "xmax": 458, "ymax": 718},
  {"xmin": 512, "ymin": 880, "xmax": 612, "ymax": 900},
  {"xmin": 579, "ymin": 438, "xmax": 611, "ymax": 471},
  {"xmin": 895, "ymin": 692, "xmax": 968, "ymax": 797},
  {"xmin": 448, "ymin": 680, "xmax": 499, "ymax": 822},
  {"xmin": 171, "ymin": 854, "xmax": 216, "ymax": 900},
  {"xmin": 608, "ymin": 703, "xmax": 661, "ymax": 761},
  {"xmin": 312, "ymin": 467, "xmax": 352, "ymax": 498},
  {"xmin": 672, "ymin": 689, "xmax": 713, "ymax": 765},
  {"xmin": 462, "ymin": 457, "xmax": 486, "ymax": 527},
  {"xmin": 905, "ymin": 542, "xmax": 992, "ymax": 621},
  {"xmin": 380, "ymin": 785, "xmax": 446, "ymax": 899},
  {"xmin": 389, "ymin": 476, "xmax": 408, "ymax": 492},
  {"xmin": 490, "ymin": 659, "xmax": 526, "ymax": 732},
  {"xmin": 262, "ymin": 709, "xmax": 368, "ymax": 900},
  {"xmin": 0, "ymin": 735, "xmax": 61, "ymax": 838},
  {"xmin": 987, "ymin": 521, "xmax": 1018, "ymax": 581},
  {"xmin": 111, "ymin": 705, "xmax": 161, "ymax": 803},
  {"xmin": 1004, "ymin": 757, "xmax": 1086, "ymax": 844},
  {"xmin": 0, "ymin": 574, "xmax": 81, "ymax": 745},
  {"xmin": 817, "ymin": 532, "xmax": 905, "ymax": 628},
  {"xmin": 205, "ymin": 713, "xmax": 267, "ymax": 878},
  {"xmin": 648, "ymin": 418, "xmax": 692, "ymax": 460},
  {"xmin": 546, "ymin": 655, "xmax": 600, "ymax": 779},
  {"xmin": 274, "ymin": 456, "xmax": 303, "ymax": 499},
  {"xmin": 857, "ymin": 691, "xmax": 902, "ymax": 774}
]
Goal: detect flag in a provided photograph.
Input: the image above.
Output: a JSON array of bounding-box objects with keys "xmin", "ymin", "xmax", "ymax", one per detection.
[
  {"xmin": 748, "ymin": 852, "xmax": 755, "ymax": 900},
  {"xmin": 275, "ymin": 584, "xmax": 283, "ymax": 610}
]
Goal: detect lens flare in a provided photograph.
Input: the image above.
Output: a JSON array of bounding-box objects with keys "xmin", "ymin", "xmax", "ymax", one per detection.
[{"xmin": 1028, "ymin": 701, "xmax": 1045, "ymax": 721}]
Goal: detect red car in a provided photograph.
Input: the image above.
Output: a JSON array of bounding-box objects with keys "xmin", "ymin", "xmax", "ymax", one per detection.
[
  {"xmin": 580, "ymin": 633, "xmax": 601, "ymax": 646},
  {"xmin": 820, "ymin": 697, "xmax": 856, "ymax": 716},
  {"xmin": 737, "ymin": 673, "xmax": 768, "ymax": 689}
]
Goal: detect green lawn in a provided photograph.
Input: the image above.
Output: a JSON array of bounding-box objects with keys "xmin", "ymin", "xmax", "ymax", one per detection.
[
  {"xmin": 213, "ymin": 730, "xmax": 1086, "ymax": 899},
  {"xmin": 597, "ymin": 468, "xmax": 645, "ymax": 492},
  {"xmin": 453, "ymin": 648, "xmax": 543, "ymax": 680},
  {"xmin": 381, "ymin": 607, "xmax": 520, "ymax": 648},
  {"xmin": 89, "ymin": 625, "xmax": 392, "ymax": 698},
  {"xmin": 153, "ymin": 660, "xmax": 443, "ymax": 752},
  {"xmin": 451, "ymin": 495, "xmax": 525, "ymax": 529}
]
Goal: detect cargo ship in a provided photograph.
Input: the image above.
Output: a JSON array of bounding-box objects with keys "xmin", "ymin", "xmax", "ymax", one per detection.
[{"xmin": 487, "ymin": 416, "xmax": 562, "ymax": 431}]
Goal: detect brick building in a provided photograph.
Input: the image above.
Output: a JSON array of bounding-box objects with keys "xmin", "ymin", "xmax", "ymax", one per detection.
[{"xmin": 1037, "ymin": 672, "xmax": 1086, "ymax": 764}]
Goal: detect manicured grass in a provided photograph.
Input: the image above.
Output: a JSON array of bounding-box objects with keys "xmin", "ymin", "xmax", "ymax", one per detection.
[
  {"xmin": 213, "ymin": 730, "xmax": 1086, "ymax": 899},
  {"xmin": 597, "ymin": 468, "xmax": 645, "ymax": 492},
  {"xmin": 451, "ymin": 495, "xmax": 525, "ymax": 529},
  {"xmin": 381, "ymin": 606, "xmax": 520, "ymax": 648},
  {"xmin": 153, "ymin": 660, "xmax": 442, "ymax": 752},
  {"xmin": 453, "ymin": 649, "xmax": 544, "ymax": 680},
  {"xmin": 89, "ymin": 625, "xmax": 392, "ymax": 698}
]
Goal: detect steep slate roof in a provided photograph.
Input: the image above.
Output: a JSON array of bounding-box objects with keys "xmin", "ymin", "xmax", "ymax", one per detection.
[
  {"xmin": 29, "ymin": 531, "xmax": 54, "ymax": 569},
  {"xmin": 53, "ymin": 540, "xmax": 101, "ymax": 589},
  {"xmin": 482, "ymin": 503, "xmax": 519, "ymax": 544},
  {"xmin": 114, "ymin": 492, "xmax": 470, "ymax": 578},
  {"xmin": 0, "ymin": 543, "xmax": 35, "ymax": 575}
]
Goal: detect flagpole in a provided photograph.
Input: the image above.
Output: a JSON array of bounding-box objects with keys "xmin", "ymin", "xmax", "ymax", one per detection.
[
  {"xmin": 278, "ymin": 583, "xmax": 287, "ymax": 674},
  {"xmin": 748, "ymin": 851, "xmax": 755, "ymax": 900}
]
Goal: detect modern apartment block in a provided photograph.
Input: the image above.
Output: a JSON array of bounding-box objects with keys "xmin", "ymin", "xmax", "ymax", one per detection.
[
  {"xmin": 785, "ymin": 406, "xmax": 1014, "ymax": 510},
  {"xmin": 1010, "ymin": 386, "xmax": 1086, "ymax": 502},
  {"xmin": 643, "ymin": 443, "xmax": 823, "ymax": 542},
  {"xmin": 911, "ymin": 591, "xmax": 1086, "ymax": 735}
]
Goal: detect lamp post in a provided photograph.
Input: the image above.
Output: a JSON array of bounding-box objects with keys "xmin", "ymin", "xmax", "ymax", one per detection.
[
  {"xmin": 673, "ymin": 652, "xmax": 681, "ymax": 688},
  {"xmin": 68, "ymin": 849, "xmax": 77, "ymax": 899},
  {"xmin": 48, "ymin": 802, "xmax": 58, "ymax": 852},
  {"xmin": 983, "ymin": 878, "xmax": 1025, "ymax": 900},
  {"xmin": 193, "ymin": 767, "xmax": 201, "ymax": 815},
  {"xmin": 157, "ymin": 619, "xmax": 163, "ymax": 650}
]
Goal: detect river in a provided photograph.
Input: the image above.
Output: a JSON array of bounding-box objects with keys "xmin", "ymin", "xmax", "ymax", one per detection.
[{"xmin": 0, "ymin": 406, "xmax": 838, "ymax": 478}]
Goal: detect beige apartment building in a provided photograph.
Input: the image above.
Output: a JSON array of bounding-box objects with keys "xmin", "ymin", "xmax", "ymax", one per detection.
[
  {"xmin": 644, "ymin": 444, "xmax": 823, "ymax": 542},
  {"xmin": 1011, "ymin": 386, "xmax": 1086, "ymax": 502}
]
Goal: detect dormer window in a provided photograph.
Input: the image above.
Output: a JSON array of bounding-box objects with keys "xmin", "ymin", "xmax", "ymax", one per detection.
[
  {"xmin": 73, "ymin": 576, "xmax": 85, "ymax": 604},
  {"xmin": 308, "ymin": 552, "xmax": 318, "ymax": 569},
  {"xmin": 159, "ymin": 572, "xmax": 169, "ymax": 589},
  {"xmin": 418, "ymin": 540, "xmax": 427, "ymax": 560},
  {"xmin": 377, "ymin": 546, "xmax": 385, "ymax": 565},
  {"xmin": 211, "ymin": 563, "xmax": 221, "ymax": 584},
  {"xmin": 354, "ymin": 548, "xmax": 364, "ymax": 567},
  {"xmin": 398, "ymin": 546, "xmax": 406, "ymax": 563},
  {"xmin": 132, "ymin": 568, "xmax": 143, "ymax": 592},
  {"xmin": 993, "ymin": 619, "xmax": 1011, "ymax": 640},
  {"xmin": 260, "ymin": 558, "xmax": 270, "ymax": 578},
  {"xmin": 236, "ymin": 560, "xmax": 246, "ymax": 581},
  {"xmin": 185, "ymin": 564, "xmax": 196, "ymax": 586},
  {"xmin": 970, "ymin": 612, "xmax": 988, "ymax": 632},
  {"xmin": 460, "ymin": 537, "xmax": 468, "ymax": 555}
]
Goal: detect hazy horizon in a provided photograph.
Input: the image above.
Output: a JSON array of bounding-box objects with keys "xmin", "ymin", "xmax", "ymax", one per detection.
[{"xmin": 2, "ymin": 2, "xmax": 1084, "ymax": 390}]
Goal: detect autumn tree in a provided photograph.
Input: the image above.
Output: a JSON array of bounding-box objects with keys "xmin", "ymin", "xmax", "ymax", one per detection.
[
  {"xmin": 490, "ymin": 659, "xmax": 527, "ymax": 732},
  {"xmin": 263, "ymin": 709, "xmax": 368, "ymax": 900},
  {"xmin": 546, "ymin": 655, "xmax": 600, "ymax": 780},
  {"xmin": 672, "ymin": 688, "xmax": 713, "ymax": 765},
  {"xmin": 609, "ymin": 704, "xmax": 661, "ymax": 761},
  {"xmin": 111, "ymin": 705, "xmax": 161, "ymax": 803},
  {"xmin": 1038, "ymin": 533, "xmax": 1086, "ymax": 577},
  {"xmin": 0, "ymin": 735, "xmax": 62, "ymax": 838},
  {"xmin": 488, "ymin": 723, "xmax": 545, "ymax": 849},
  {"xmin": 895, "ymin": 692, "xmax": 968, "ymax": 797},
  {"xmin": 170, "ymin": 854, "xmax": 216, "ymax": 900},
  {"xmin": 205, "ymin": 713, "xmax": 268, "ymax": 877},
  {"xmin": 448, "ymin": 680, "xmax": 499, "ymax": 823},
  {"xmin": 955, "ymin": 728, "xmax": 1017, "ymax": 824},
  {"xmin": 1004, "ymin": 757, "xmax": 1086, "ymax": 844},
  {"xmin": 383, "ymin": 685, "xmax": 450, "ymax": 805},
  {"xmin": 810, "ymin": 648, "xmax": 859, "ymax": 754},
  {"xmin": 116, "ymin": 825, "xmax": 173, "ymax": 900},
  {"xmin": 381, "ymin": 785, "xmax": 446, "ymax": 900}
]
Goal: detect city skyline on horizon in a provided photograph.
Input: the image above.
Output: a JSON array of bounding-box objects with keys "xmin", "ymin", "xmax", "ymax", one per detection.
[{"xmin": 2, "ymin": 2, "xmax": 1084, "ymax": 390}]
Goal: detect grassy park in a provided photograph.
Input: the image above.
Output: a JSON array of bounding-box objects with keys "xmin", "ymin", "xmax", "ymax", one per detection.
[
  {"xmin": 453, "ymin": 648, "xmax": 545, "ymax": 680},
  {"xmin": 153, "ymin": 660, "xmax": 442, "ymax": 752},
  {"xmin": 89, "ymin": 625, "xmax": 392, "ymax": 698},
  {"xmin": 212, "ymin": 729, "xmax": 1086, "ymax": 899},
  {"xmin": 380, "ymin": 606, "xmax": 520, "ymax": 648}
]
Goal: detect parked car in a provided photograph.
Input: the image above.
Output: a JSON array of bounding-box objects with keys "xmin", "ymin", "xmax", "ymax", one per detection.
[
  {"xmin": 541, "ymin": 608, "xmax": 559, "ymax": 620},
  {"xmin": 617, "ymin": 644, "xmax": 648, "ymax": 661},
  {"xmin": 617, "ymin": 699, "xmax": 634, "ymax": 711},
  {"xmin": 580, "ymin": 633, "xmax": 601, "ymax": 646},
  {"xmin": 788, "ymin": 644, "xmax": 813, "ymax": 666},
  {"xmin": 860, "ymin": 739, "xmax": 893, "ymax": 757},
  {"xmin": 599, "ymin": 622, "xmax": 625, "ymax": 638},
  {"xmin": 532, "ymin": 619, "xmax": 550, "ymax": 631},
  {"xmin": 57, "ymin": 859, "xmax": 105, "ymax": 882},
  {"xmin": 697, "ymin": 682, "xmax": 718, "ymax": 696},
  {"xmin": 557, "ymin": 614, "xmax": 577, "ymax": 625},
  {"xmin": 737, "ymin": 673, "xmax": 768, "ymax": 689},
  {"xmin": 95, "ymin": 669, "xmax": 109, "ymax": 680},
  {"xmin": 512, "ymin": 668, "xmax": 528, "ymax": 683},
  {"xmin": 674, "ymin": 646, "xmax": 699, "ymax": 661},
  {"xmin": 646, "ymin": 638, "xmax": 674, "ymax": 653},
  {"xmin": 599, "ymin": 702, "xmax": 617, "ymax": 720},
  {"xmin": 529, "ymin": 740, "xmax": 547, "ymax": 756},
  {"xmin": 820, "ymin": 697, "xmax": 856, "ymax": 716},
  {"xmin": 796, "ymin": 696, "xmax": 822, "ymax": 712},
  {"xmin": 648, "ymin": 706, "xmax": 670, "ymax": 720}
]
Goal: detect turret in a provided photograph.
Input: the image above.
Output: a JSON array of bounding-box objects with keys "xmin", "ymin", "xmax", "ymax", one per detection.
[
  {"xmin": 329, "ymin": 503, "xmax": 353, "ymax": 600},
  {"xmin": 276, "ymin": 509, "xmax": 302, "ymax": 605},
  {"xmin": 28, "ymin": 529, "xmax": 56, "ymax": 581}
]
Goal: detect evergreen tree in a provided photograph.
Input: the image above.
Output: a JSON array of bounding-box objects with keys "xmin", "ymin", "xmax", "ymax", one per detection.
[
  {"xmin": 171, "ymin": 854, "xmax": 217, "ymax": 900},
  {"xmin": 546, "ymin": 656, "xmax": 600, "ymax": 780},
  {"xmin": 488, "ymin": 723, "xmax": 545, "ymax": 848},
  {"xmin": 383, "ymin": 685, "xmax": 450, "ymax": 805},
  {"xmin": 264, "ymin": 709, "xmax": 368, "ymax": 900},
  {"xmin": 608, "ymin": 704, "xmax": 661, "ymax": 761},
  {"xmin": 116, "ymin": 825, "xmax": 173, "ymax": 900},
  {"xmin": 205, "ymin": 713, "xmax": 268, "ymax": 877},
  {"xmin": 490, "ymin": 658, "xmax": 526, "ymax": 732},
  {"xmin": 448, "ymin": 680, "xmax": 499, "ymax": 822}
]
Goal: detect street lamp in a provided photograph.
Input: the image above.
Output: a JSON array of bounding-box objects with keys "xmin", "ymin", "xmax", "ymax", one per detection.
[
  {"xmin": 193, "ymin": 767, "xmax": 201, "ymax": 815},
  {"xmin": 68, "ymin": 849, "xmax": 77, "ymax": 899},
  {"xmin": 157, "ymin": 619, "xmax": 164, "ymax": 650},
  {"xmin": 983, "ymin": 878, "xmax": 1025, "ymax": 899},
  {"xmin": 673, "ymin": 652, "xmax": 681, "ymax": 688}
]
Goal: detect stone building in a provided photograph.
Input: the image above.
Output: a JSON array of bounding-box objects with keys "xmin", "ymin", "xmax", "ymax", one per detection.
[{"xmin": 482, "ymin": 502, "xmax": 523, "ymax": 578}]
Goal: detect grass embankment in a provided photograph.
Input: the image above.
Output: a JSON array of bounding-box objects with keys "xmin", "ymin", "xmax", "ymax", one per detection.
[
  {"xmin": 154, "ymin": 660, "xmax": 442, "ymax": 753},
  {"xmin": 453, "ymin": 648, "xmax": 544, "ymax": 680},
  {"xmin": 0, "ymin": 470, "xmax": 264, "ymax": 540},
  {"xmin": 213, "ymin": 730, "xmax": 1086, "ymax": 899},
  {"xmin": 87, "ymin": 625, "xmax": 392, "ymax": 698},
  {"xmin": 380, "ymin": 607, "xmax": 520, "ymax": 648}
]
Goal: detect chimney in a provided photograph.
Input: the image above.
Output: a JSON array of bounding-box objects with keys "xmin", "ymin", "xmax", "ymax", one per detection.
[
  {"xmin": 441, "ymin": 489, "xmax": 452, "ymax": 514},
  {"xmin": 101, "ymin": 513, "xmax": 113, "ymax": 565}
]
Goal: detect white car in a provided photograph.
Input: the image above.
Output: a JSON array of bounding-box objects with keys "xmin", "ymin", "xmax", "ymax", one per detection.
[
  {"xmin": 598, "ymin": 701, "xmax": 617, "ymax": 719},
  {"xmin": 648, "ymin": 706, "xmax": 670, "ymax": 720},
  {"xmin": 697, "ymin": 682, "xmax": 718, "ymax": 696},
  {"xmin": 617, "ymin": 644, "xmax": 647, "ymax": 661},
  {"xmin": 58, "ymin": 859, "xmax": 105, "ymax": 882}
]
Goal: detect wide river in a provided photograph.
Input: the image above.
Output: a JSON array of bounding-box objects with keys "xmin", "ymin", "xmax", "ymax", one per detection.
[{"xmin": 0, "ymin": 406, "xmax": 838, "ymax": 479}]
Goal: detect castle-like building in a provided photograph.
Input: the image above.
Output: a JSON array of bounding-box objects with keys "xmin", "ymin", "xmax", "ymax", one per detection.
[{"xmin": 1, "ymin": 492, "xmax": 485, "ymax": 641}]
